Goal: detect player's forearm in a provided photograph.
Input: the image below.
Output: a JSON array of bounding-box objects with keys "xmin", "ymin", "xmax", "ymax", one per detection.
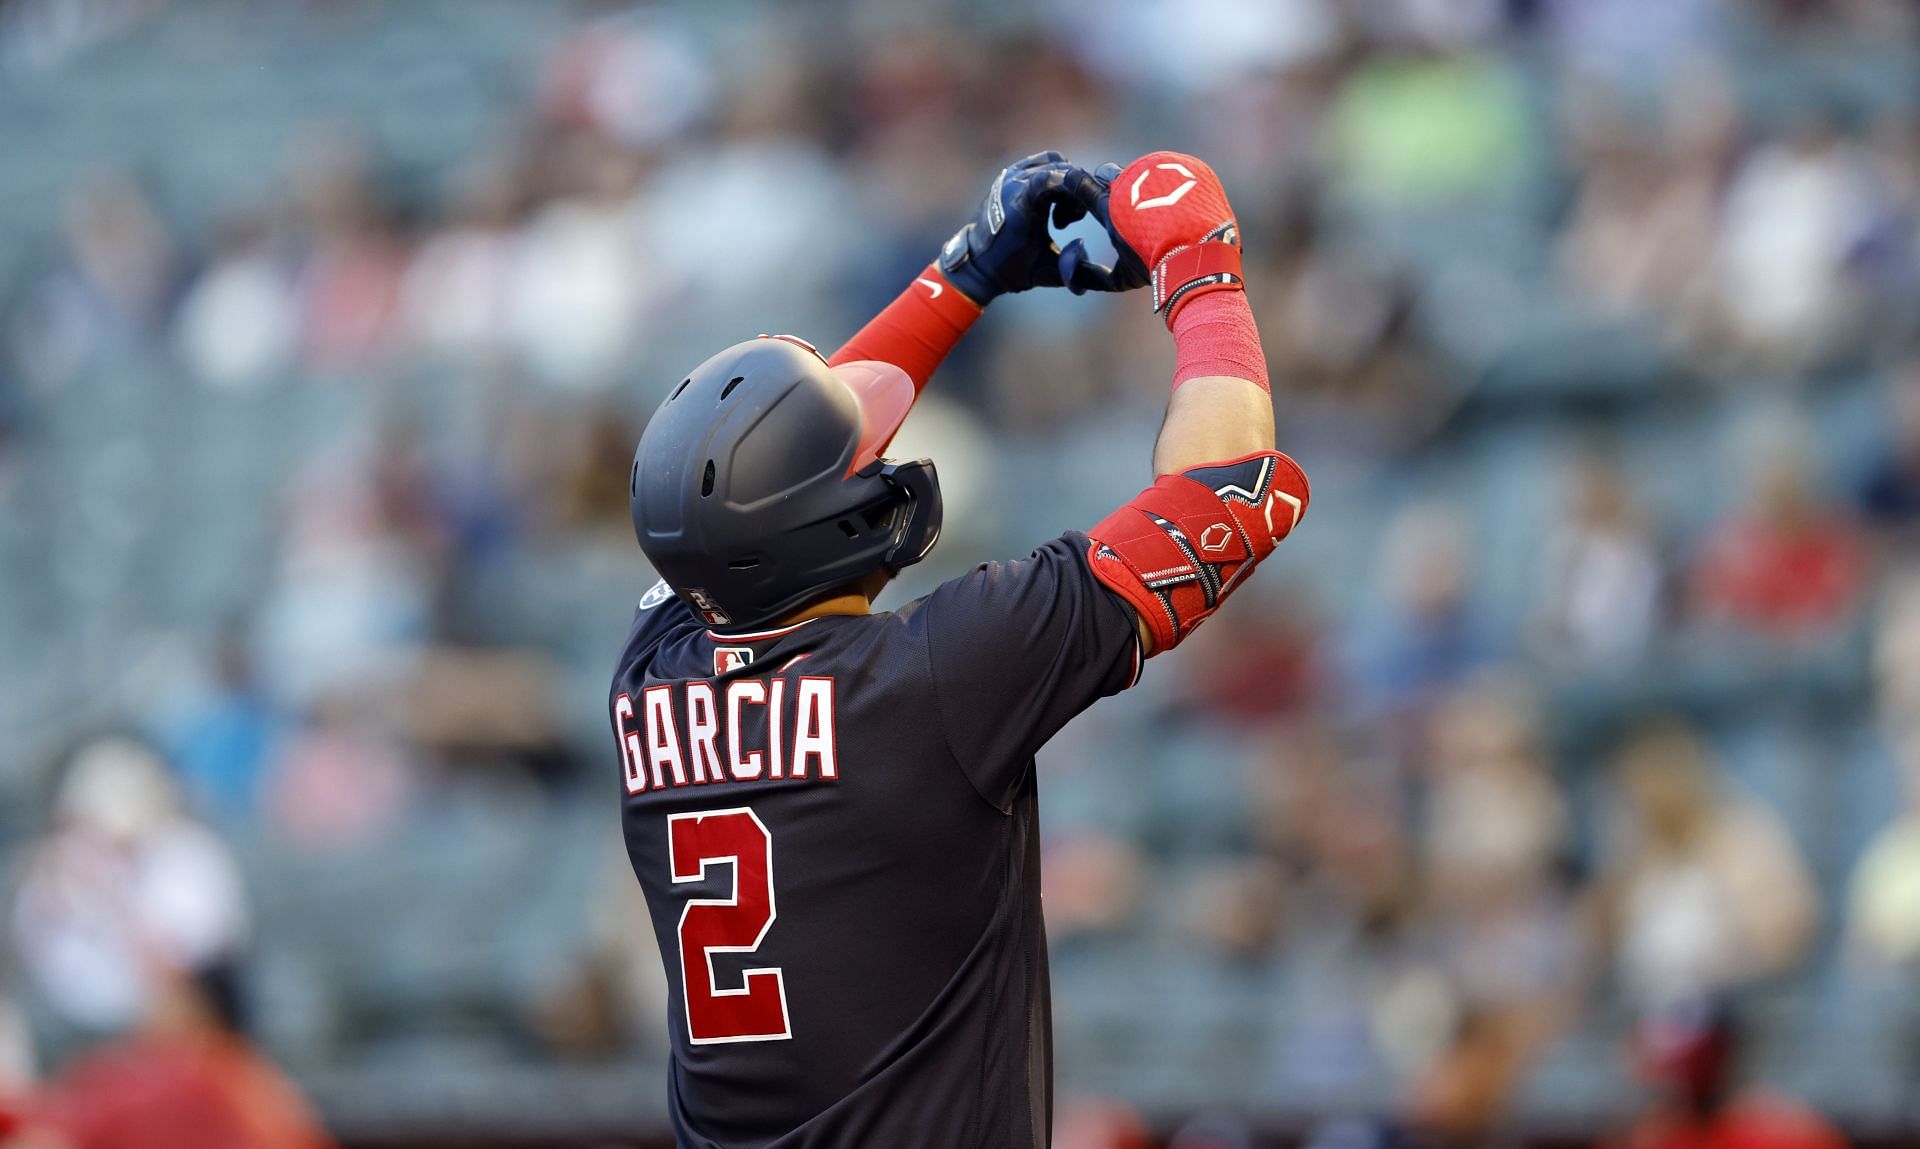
[
  {"xmin": 1151, "ymin": 291, "xmax": 1275, "ymax": 475},
  {"xmin": 826, "ymin": 265, "xmax": 981, "ymax": 394},
  {"xmin": 1154, "ymin": 378, "xmax": 1275, "ymax": 475}
]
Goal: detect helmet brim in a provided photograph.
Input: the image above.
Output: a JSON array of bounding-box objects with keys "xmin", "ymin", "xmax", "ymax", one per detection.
[{"xmin": 832, "ymin": 360, "xmax": 918, "ymax": 477}]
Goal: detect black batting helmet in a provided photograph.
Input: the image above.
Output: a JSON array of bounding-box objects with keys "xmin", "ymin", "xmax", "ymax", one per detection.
[{"xmin": 629, "ymin": 335, "xmax": 942, "ymax": 631}]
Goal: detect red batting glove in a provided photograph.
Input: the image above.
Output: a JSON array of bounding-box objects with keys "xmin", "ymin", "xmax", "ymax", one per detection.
[{"xmin": 1100, "ymin": 151, "xmax": 1245, "ymax": 326}]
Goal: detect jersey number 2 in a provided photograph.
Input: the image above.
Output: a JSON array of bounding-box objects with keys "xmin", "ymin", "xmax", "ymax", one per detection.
[{"xmin": 668, "ymin": 807, "xmax": 791, "ymax": 1044}]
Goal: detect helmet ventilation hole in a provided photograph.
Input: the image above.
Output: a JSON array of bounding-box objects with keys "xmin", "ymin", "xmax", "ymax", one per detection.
[
  {"xmin": 728, "ymin": 558, "xmax": 760, "ymax": 571},
  {"xmin": 721, "ymin": 375, "xmax": 745, "ymax": 399},
  {"xmin": 701, "ymin": 460, "xmax": 716, "ymax": 497},
  {"xmin": 837, "ymin": 519, "xmax": 859, "ymax": 539},
  {"xmin": 629, "ymin": 460, "xmax": 639, "ymax": 496},
  {"xmin": 670, "ymin": 377, "xmax": 691, "ymax": 400}
]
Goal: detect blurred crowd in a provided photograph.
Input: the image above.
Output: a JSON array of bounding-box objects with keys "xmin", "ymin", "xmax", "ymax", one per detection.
[{"xmin": 2, "ymin": 0, "xmax": 1920, "ymax": 1145}]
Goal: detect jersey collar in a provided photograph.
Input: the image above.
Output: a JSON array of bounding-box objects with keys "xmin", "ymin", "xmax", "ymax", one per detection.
[{"xmin": 705, "ymin": 618, "xmax": 822, "ymax": 643}]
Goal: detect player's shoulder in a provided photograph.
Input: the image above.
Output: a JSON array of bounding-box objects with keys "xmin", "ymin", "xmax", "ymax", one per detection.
[
  {"xmin": 913, "ymin": 531, "xmax": 1101, "ymax": 617},
  {"xmin": 618, "ymin": 579, "xmax": 702, "ymax": 669},
  {"xmin": 893, "ymin": 530, "xmax": 1128, "ymax": 664}
]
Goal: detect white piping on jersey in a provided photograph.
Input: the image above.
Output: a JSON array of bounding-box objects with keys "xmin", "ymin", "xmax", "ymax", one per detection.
[{"xmin": 705, "ymin": 618, "xmax": 821, "ymax": 642}]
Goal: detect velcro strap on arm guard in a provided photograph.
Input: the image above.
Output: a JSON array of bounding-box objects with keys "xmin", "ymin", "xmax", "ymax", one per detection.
[
  {"xmin": 1086, "ymin": 450, "xmax": 1310, "ymax": 654},
  {"xmin": 1154, "ymin": 235, "xmax": 1244, "ymax": 323}
]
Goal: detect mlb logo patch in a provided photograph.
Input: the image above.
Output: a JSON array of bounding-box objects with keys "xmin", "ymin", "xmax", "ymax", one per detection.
[{"xmin": 714, "ymin": 647, "xmax": 753, "ymax": 675}]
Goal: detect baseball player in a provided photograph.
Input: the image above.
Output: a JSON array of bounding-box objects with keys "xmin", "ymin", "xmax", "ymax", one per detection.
[{"xmin": 612, "ymin": 149, "xmax": 1310, "ymax": 1148}]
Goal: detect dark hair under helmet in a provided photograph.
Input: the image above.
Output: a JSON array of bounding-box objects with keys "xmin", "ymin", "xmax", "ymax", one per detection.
[{"xmin": 629, "ymin": 336, "xmax": 942, "ymax": 631}]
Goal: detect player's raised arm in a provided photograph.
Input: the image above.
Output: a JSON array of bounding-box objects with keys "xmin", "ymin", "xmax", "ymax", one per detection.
[
  {"xmin": 1084, "ymin": 151, "xmax": 1311, "ymax": 654},
  {"xmin": 826, "ymin": 151, "xmax": 1144, "ymax": 390}
]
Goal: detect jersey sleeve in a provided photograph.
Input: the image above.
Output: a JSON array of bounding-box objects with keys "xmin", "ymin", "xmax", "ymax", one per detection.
[{"xmin": 919, "ymin": 531, "xmax": 1142, "ymax": 810}]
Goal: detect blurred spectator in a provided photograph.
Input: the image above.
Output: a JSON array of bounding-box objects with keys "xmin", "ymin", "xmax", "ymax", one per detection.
[
  {"xmin": 547, "ymin": 404, "xmax": 645, "ymax": 538},
  {"xmin": 1326, "ymin": 39, "xmax": 1529, "ymax": 207},
  {"xmin": 255, "ymin": 426, "xmax": 446, "ymax": 707},
  {"xmin": 1854, "ymin": 356, "xmax": 1920, "ymax": 539},
  {"xmin": 1845, "ymin": 733, "xmax": 1920, "ymax": 969},
  {"xmin": 1556, "ymin": 69, "xmax": 1733, "ymax": 345},
  {"xmin": 1714, "ymin": 116, "xmax": 1880, "ymax": 366},
  {"xmin": 1619, "ymin": 1000, "xmax": 1845, "ymax": 1149},
  {"xmin": 1053, "ymin": 1095, "xmax": 1152, "ymax": 1149},
  {"xmin": 265, "ymin": 693, "xmax": 412, "ymax": 853},
  {"xmin": 1176, "ymin": 578, "xmax": 1328, "ymax": 727},
  {"xmin": 1399, "ymin": 1006, "xmax": 1535, "ymax": 1147},
  {"xmin": 1600, "ymin": 722, "xmax": 1818, "ymax": 1006},
  {"xmin": 1354, "ymin": 502, "xmax": 1493, "ymax": 722},
  {"xmin": 1053, "ymin": 0, "xmax": 1338, "ymax": 99},
  {"xmin": 165, "ymin": 633, "xmax": 280, "ymax": 825},
  {"xmin": 1182, "ymin": 857, "xmax": 1289, "ymax": 963},
  {"xmin": 1531, "ymin": 451, "xmax": 1665, "ymax": 670},
  {"xmin": 1042, "ymin": 833, "xmax": 1146, "ymax": 946},
  {"xmin": 1412, "ymin": 680, "xmax": 1585, "ymax": 1139},
  {"xmin": 172, "ymin": 212, "xmax": 299, "ymax": 390},
  {"xmin": 1421, "ymin": 681, "xmax": 1583, "ymax": 1018},
  {"xmin": 639, "ymin": 70, "xmax": 858, "ymax": 331},
  {"xmin": 533, "ymin": 846, "xmax": 668, "ymax": 1059},
  {"xmin": 8, "ymin": 174, "xmax": 178, "ymax": 389},
  {"xmin": 540, "ymin": 12, "xmax": 713, "ymax": 148},
  {"xmin": 284, "ymin": 129, "xmax": 405, "ymax": 373},
  {"xmin": 507, "ymin": 131, "xmax": 652, "ymax": 389},
  {"xmin": 25, "ymin": 1020, "xmax": 333, "ymax": 1149},
  {"xmin": 11, "ymin": 738, "xmax": 247, "ymax": 1034},
  {"xmin": 1872, "ymin": 570, "xmax": 1920, "ymax": 729},
  {"xmin": 1537, "ymin": 0, "xmax": 1725, "ymax": 89},
  {"xmin": 400, "ymin": 154, "xmax": 524, "ymax": 365},
  {"xmin": 19, "ymin": 885, "xmax": 331, "ymax": 1149},
  {"xmin": 1691, "ymin": 429, "xmax": 1866, "ymax": 638},
  {"xmin": 1259, "ymin": 233, "xmax": 1445, "ymax": 454},
  {"xmin": 1250, "ymin": 722, "xmax": 1411, "ymax": 925},
  {"xmin": 1422, "ymin": 681, "xmax": 1566, "ymax": 905}
]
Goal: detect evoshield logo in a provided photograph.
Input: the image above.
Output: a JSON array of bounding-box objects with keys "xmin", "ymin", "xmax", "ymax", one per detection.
[{"xmin": 1130, "ymin": 162, "xmax": 1197, "ymax": 210}]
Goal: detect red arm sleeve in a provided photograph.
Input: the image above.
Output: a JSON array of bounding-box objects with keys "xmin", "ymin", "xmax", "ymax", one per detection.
[{"xmin": 826, "ymin": 264, "xmax": 982, "ymax": 394}]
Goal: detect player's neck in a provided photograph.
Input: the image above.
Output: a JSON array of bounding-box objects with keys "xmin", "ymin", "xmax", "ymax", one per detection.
[
  {"xmin": 782, "ymin": 589, "xmax": 873, "ymax": 624},
  {"xmin": 775, "ymin": 569, "xmax": 890, "ymax": 627}
]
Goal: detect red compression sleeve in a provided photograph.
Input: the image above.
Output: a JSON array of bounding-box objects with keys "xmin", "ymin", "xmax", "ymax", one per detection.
[
  {"xmin": 1170, "ymin": 290, "xmax": 1270, "ymax": 393},
  {"xmin": 827, "ymin": 265, "xmax": 982, "ymax": 393}
]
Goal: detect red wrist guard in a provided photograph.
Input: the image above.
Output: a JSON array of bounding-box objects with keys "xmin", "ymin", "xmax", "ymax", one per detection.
[
  {"xmin": 1171, "ymin": 290, "xmax": 1269, "ymax": 393},
  {"xmin": 1087, "ymin": 449, "xmax": 1310, "ymax": 653},
  {"xmin": 826, "ymin": 265, "xmax": 981, "ymax": 393},
  {"xmin": 1154, "ymin": 235, "xmax": 1244, "ymax": 323}
]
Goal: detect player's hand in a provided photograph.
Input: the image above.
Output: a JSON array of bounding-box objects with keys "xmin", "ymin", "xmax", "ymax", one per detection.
[
  {"xmin": 938, "ymin": 151, "xmax": 1148, "ymax": 306},
  {"xmin": 1092, "ymin": 151, "xmax": 1244, "ymax": 325}
]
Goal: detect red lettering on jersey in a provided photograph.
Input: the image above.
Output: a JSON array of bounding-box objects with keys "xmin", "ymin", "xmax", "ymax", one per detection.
[
  {"xmin": 726, "ymin": 680, "xmax": 767, "ymax": 780},
  {"xmin": 643, "ymin": 685, "xmax": 688, "ymax": 788},
  {"xmin": 614, "ymin": 693, "xmax": 646, "ymax": 794},
  {"xmin": 791, "ymin": 677, "xmax": 838, "ymax": 781},
  {"xmin": 669, "ymin": 808, "xmax": 790, "ymax": 1043},
  {"xmin": 685, "ymin": 683, "xmax": 724, "ymax": 785}
]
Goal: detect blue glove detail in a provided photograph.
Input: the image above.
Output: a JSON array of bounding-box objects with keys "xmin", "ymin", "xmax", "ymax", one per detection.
[
  {"xmin": 938, "ymin": 152, "xmax": 1149, "ymax": 305},
  {"xmin": 1086, "ymin": 161, "xmax": 1153, "ymax": 287}
]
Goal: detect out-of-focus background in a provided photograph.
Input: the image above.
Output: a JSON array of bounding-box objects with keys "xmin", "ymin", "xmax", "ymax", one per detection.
[{"xmin": 1, "ymin": 0, "xmax": 1918, "ymax": 1146}]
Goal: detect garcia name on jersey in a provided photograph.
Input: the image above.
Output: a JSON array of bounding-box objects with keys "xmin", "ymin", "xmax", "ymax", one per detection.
[{"xmin": 614, "ymin": 673, "xmax": 839, "ymax": 795}]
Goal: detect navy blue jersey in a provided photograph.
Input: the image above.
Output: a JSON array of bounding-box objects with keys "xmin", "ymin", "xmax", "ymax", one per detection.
[{"xmin": 610, "ymin": 531, "xmax": 1140, "ymax": 1149}]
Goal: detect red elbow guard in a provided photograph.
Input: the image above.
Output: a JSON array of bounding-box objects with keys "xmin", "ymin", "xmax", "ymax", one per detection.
[{"xmin": 1087, "ymin": 450, "xmax": 1310, "ymax": 653}]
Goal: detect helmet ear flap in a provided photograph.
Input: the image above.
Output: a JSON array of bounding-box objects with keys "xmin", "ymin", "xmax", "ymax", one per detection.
[{"xmin": 878, "ymin": 459, "xmax": 942, "ymax": 571}]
